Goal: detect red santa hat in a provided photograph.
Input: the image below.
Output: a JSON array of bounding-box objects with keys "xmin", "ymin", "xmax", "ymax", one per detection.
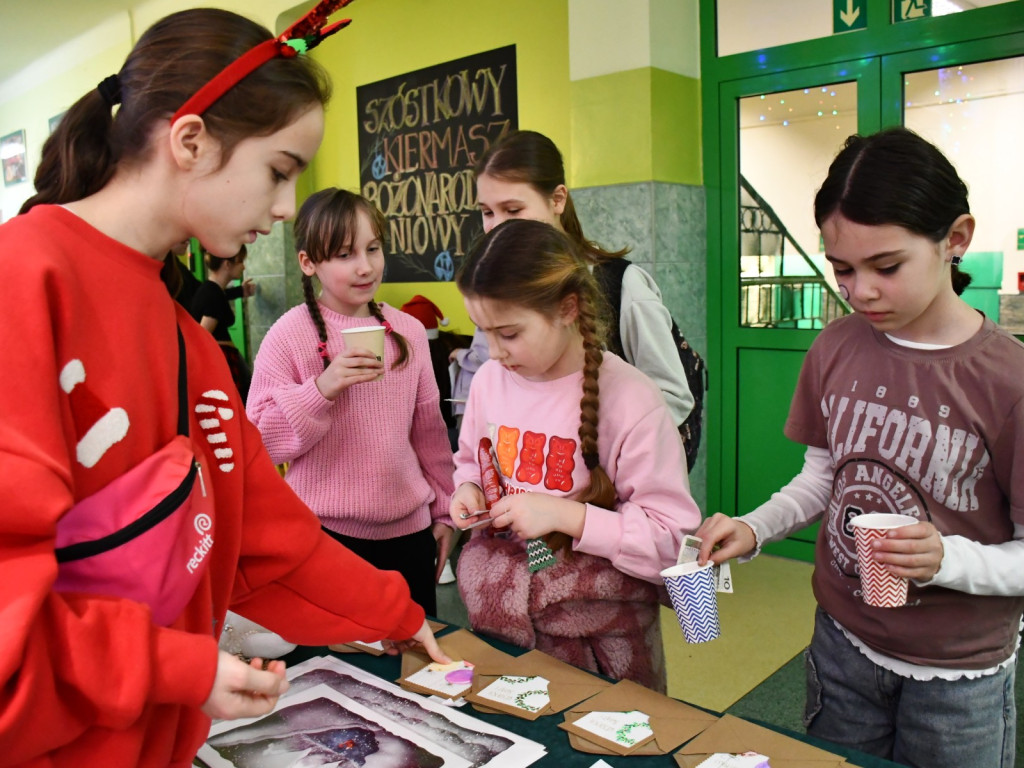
[{"xmin": 401, "ymin": 295, "xmax": 449, "ymax": 339}]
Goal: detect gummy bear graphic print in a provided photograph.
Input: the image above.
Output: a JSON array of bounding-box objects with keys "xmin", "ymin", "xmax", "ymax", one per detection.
[
  {"xmin": 496, "ymin": 425, "xmax": 520, "ymax": 478},
  {"xmin": 545, "ymin": 436, "xmax": 576, "ymax": 492},
  {"xmin": 496, "ymin": 426, "xmax": 577, "ymax": 494},
  {"xmin": 516, "ymin": 431, "xmax": 546, "ymax": 485}
]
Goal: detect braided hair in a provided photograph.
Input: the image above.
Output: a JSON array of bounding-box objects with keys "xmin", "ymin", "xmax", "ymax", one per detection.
[
  {"xmin": 294, "ymin": 188, "xmax": 410, "ymax": 371},
  {"xmin": 457, "ymin": 218, "xmax": 617, "ymax": 530}
]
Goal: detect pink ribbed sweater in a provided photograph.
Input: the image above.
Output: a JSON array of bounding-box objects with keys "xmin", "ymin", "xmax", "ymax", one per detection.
[{"xmin": 247, "ymin": 302, "xmax": 454, "ymax": 539}]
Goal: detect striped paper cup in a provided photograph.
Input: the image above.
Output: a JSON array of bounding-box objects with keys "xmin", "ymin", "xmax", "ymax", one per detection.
[
  {"xmin": 850, "ymin": 513, "xmax": 916, "ymax": 607},
  {"xmin": 660, "ymin": 562, "xmax": 721, "ymax": 643}
]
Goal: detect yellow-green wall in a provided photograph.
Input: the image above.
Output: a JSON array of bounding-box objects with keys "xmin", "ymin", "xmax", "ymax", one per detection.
[
  {"xmin": 0, "ymin": 0, "xmax": 698, "ymax": 337},
  {"xmin": 309, "ymin": 0, "xmax": 570, "ymax": 335}
]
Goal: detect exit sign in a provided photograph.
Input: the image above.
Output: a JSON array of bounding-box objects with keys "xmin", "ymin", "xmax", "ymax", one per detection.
[
  {"xmin": 834, "ymin": 0, "xmax": 867, "ymax": 32},
  {"xmin": 896, "ymin": 0, "xmax": 931, "ymax": 21}
]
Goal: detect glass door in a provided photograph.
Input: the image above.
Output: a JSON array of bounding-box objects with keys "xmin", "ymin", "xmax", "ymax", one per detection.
[
  {"xmin": 702, "ymin": 2, "xmax": 1024, "ymax": 562},
  {"xmin": 885, "ymin": 35, "xmax": 1024, "ymax": 332},
  {"xmin": 716, "ymin": 60, "xmax": 879, "ymax": 560}
]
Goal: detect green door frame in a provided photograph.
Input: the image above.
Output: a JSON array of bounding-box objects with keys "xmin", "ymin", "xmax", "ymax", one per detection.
[
  {"xmin": 189, "ymin": 237, "xmax": 250, "ymax": 360},
  {"xmin": 700, "ymin": 0, "xmax": 1024, "ymax": 554}
]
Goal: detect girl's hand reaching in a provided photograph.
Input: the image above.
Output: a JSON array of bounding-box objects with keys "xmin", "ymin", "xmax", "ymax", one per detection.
[
  {"xmin": 489, "ymin": 492, "xmax": 586, "ymax": 540},
  {"xmin": 315, "ymin": 348, "xmax": 384, "ymax": 400},
  {"xmin": 694, "ymin": 512, "xmax": 757, "ymax": 565},
  {"xmin": 867, "ymin": 521, "xmax": 944, "ymax": 582},
  {"xmin": 381, "ymin": 619, "xmax": 452, "ymax": 665},
  {"xmin": 450, "ymin": 483, "xmax": 486, "ymax": 529},
  {"xmin": 202, "ymin": 651, "xmax": 289, "ymax": 721}
]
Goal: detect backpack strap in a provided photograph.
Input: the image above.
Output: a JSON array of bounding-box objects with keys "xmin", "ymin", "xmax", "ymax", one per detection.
[
  {"xmin": 593, "ymin": 258, "xmax": 631, "ymax": 357},
  {"xmin": 176, "ymin": 326, "xmax": 189, "ymax": 437}
]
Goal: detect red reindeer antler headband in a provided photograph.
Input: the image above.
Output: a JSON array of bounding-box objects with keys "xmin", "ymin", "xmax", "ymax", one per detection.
[{"xmin": 171, "ymin": 0, "xmax": 355, "ymax": 124}]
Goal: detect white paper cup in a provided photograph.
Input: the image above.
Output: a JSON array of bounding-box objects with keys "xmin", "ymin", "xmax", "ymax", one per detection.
[
  {"xmin": 850, "ymin": 513, "xmax": 917, "ymax": 607},
  {"xmin": 341, "ymin": 326, "xmax": 385, "ymax": 380},
  {"xmin": 660, "ymin": 562, "xmax": 721, "ymax": 643}
]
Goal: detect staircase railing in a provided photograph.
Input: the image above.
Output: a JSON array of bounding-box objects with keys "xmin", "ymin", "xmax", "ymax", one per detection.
[{"xmin": 739, "ymin": 175, "xmax": 848, "ymax": 328}]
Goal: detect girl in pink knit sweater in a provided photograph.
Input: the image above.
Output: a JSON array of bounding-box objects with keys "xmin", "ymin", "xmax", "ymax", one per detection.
[{"xmin": 247, "ymin": 188, "xmax": 455, "ymax": 615}]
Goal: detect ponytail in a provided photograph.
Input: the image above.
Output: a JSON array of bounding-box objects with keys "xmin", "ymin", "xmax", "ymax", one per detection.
[
  {"xmin": 22, "ymin": 9, "xmax": 330, "ymax": 215},
  {"xmin": 559, "ymin": 192, "xmax": 629, "ymax": 264},
  {"xmin": 952, "ymin": 264, "xmax": 973, "ymax": 296},
  {"xmin": 20, "ymin": 88, "xmax": 116, "ymax": 213}
]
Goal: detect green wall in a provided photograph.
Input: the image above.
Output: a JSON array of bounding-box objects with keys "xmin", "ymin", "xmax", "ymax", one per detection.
[
  {"xmin": 570, "ymin": 67, "xmax": 702, "ymax": 188},
  {"xmin": 0, "ymin": 0, "xmax": 705, "ymax": 364}
]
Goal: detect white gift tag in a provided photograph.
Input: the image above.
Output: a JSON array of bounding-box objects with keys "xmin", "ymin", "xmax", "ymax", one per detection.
[
  {"xmin": 574, "ymin": 710, "xmax": 653, "ymax": 748},
  {"xmin": 714, "ymin": 561, "xmax": 733, "ymax": 593},
  {"xmin": 404, "ymin": 660, "xmax": 475, "ymax": 698},
  {"xmin": 476, "ymin": 675, "xmax": 551, "ymax": 712},
  {"xmin": 696, "ymin": 752, "xmax": 770, "ymax": 768}
]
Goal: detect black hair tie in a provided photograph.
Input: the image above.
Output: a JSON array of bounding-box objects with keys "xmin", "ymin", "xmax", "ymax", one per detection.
[
  {"xmin": 97, "ymin": 74, "xmax": 122, "ymax": 107},
  {"xmin": 583, "ymin": 451, "xmax": 599, "ymax": 471}
]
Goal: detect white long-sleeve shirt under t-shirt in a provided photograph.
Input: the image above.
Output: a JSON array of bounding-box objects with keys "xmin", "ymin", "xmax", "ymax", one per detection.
[{"xmin": 739, "ymin": 325, "xmax": 1024, "ymax": 679}]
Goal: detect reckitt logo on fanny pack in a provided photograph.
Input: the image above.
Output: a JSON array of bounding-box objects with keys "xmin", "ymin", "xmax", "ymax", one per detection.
[{"xmin": 188, "ymin": 513, "xmax": 214, "ymax": 574}]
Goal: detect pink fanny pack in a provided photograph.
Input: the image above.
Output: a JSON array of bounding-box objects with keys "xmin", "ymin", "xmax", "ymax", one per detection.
[{"xmin": 53, "ymin": 328, "xmax": 215, "ymax": 627}]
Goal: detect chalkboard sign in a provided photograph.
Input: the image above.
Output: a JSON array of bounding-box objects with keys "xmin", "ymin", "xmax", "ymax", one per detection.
[{"xmin": 357, "ymin": 46, "xmax": 518, "ymax": 283}]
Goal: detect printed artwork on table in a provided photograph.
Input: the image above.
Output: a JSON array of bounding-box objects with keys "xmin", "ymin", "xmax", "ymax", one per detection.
[
  {"xmin": 475, "ymin": 675, "xmax": 551, "ymax": 713},
  {"xmin": 203, "ymin": 685, "xmax": 453, "ymax": 768},
  {"xmin": 199, "ymin": 655, "xmax": 553, "ymax": 768}
]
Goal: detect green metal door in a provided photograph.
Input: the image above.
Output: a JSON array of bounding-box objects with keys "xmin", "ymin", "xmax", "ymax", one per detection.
[{"xmin": 701, "ymin": 0, "xmax": 1024, "ymax": 562}]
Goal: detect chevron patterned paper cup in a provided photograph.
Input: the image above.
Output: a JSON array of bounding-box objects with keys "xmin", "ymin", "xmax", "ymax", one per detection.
[
  {"xmin": 660, "ymin": 562, "xmax": 721, "ymax": 644},
  {"xmin": 850, "ymin": 513, "xmax": 916, "ymax": 608}
]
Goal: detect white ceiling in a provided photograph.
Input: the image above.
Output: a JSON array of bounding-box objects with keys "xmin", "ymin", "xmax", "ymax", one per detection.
[{"xmin": 0, "ymin": 0, "xmax": 143, "ymax": 84}]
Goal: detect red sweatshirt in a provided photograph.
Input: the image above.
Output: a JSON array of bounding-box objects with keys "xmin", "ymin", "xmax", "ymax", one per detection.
[{"xmin": 0, "ymin": 205, "xmax": 425, "ymax": 766}]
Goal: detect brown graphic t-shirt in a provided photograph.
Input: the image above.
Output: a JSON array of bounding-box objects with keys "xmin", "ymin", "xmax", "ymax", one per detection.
[{"xmin": 786, "ymin": 314, "xmax": 1024, "ymax": 668}]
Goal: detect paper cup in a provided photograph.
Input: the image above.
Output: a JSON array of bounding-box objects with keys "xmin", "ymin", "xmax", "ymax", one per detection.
[
  {"xmin": 660, "ymin": 562, "xmax": 721, "ymax": 644},
  {"xmin": 850, "ymin": 513, "xmax": 916, "ymax": 608},
  {"xmin": 341, "ymin": 326, "xmax": 385, "ymax": 380}
]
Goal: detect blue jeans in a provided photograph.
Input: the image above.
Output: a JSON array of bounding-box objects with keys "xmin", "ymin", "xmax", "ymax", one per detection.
[{"xmin": 803, "ymin": 608, "xmax": 1016, "ymax": 768}]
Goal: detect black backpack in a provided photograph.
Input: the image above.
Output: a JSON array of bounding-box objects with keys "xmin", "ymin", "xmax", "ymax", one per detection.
[{"xmin": 594, "ymin": 258, "xmax": 707, "ymax": 471}]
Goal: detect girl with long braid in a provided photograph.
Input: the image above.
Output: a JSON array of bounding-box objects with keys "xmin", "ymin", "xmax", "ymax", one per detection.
[
  {"xmin": 450, "ymin": 218, "xmax": 700, "ymax": 690},
  {"xmin": 247, "ymin": 188, "xmax": 455, "ymax": 616}
]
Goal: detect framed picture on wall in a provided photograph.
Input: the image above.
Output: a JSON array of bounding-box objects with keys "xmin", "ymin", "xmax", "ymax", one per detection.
[
  {"xmin": 356, "ymin": 45, "xmax": 519, "ymax": 283},
  {"xmin": 1, "ymin": 129, "xmax": 27, "ymax": 186},
  {"xmin": 48, "ymin": 111, "xmax": 66, "ymax": 135}
]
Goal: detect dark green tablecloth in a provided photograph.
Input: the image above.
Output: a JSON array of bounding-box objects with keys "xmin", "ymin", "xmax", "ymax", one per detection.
[{"xmin": 278, "ymin": 623, "xmax": 903, "ymax": 768}]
